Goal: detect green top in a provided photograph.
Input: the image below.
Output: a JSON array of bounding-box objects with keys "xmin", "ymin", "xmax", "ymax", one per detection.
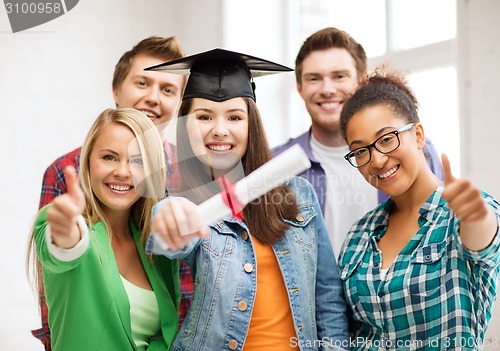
[
  {"xmin": 35, "ymin": 206, "xmax": 180, "ymax": 351},
  {"xmin": 121, "ymin": 275, "xmax": 160, "ymax": 351}
]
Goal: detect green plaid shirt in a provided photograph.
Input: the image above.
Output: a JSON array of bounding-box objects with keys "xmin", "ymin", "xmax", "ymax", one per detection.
[{"xmin": 339, "ymin": 186, "xmax": 500, "ymax": 350}]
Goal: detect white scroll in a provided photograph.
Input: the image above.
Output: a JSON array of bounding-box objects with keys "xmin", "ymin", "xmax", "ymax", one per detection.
[
  {"xmin": 196, "ymin": 144, "xmax": 310, "ymax": 226},
  {"xmin": 151, "ymin": 144, "xmax": 311, "ymax": 250}
]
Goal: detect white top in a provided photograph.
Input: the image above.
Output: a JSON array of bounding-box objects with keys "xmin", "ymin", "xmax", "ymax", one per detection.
[
  {"xmin": 46, "ymin": 215, "xmax": 89, "ymax": 261},
  {"xmin": 120, "ymin": 276, "xmax": 161, "ymax": 351},
  {"xmin": 310, "ymin": 135, "xmax": 378, "ymax": 259}
]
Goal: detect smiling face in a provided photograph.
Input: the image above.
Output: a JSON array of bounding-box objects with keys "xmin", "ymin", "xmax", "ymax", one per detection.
[
  {"xmin": 297, "ymin": 47, "xmax": 359, "ymax": 135},
  {"xmin": 113, "ymin": 54, "xmax": 185, "ymax": 127},
  {"xmin": 89, "ymin": 123, "xmax": 144, "ymax": 217},
  {"xmin": 185, "ymin": 97, "xmax": 249, "ymax": 171},
  {"xmin": 345, "ymin": 104, "xmax": 426, "ymax": 197}
]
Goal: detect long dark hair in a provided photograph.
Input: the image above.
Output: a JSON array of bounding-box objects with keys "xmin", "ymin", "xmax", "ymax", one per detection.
[{"xmin": 175, "ymin": 97, "xmax": 299, "ymax": 245}]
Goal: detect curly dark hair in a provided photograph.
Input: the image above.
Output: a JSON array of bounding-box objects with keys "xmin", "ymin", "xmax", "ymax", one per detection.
[{"xmin": 340, "ymin": 68, "xmax": 420, "ymax": 141}]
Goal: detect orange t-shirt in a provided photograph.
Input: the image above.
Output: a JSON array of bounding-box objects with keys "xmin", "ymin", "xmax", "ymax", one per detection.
[{"xmin": 243, "ymin": 236, "xmax": 298, "ymax": 350}]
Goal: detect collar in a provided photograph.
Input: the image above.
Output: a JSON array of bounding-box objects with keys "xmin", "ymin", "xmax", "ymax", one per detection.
[
  {"xmin": 210, "ymin": 215, "xmax": 248, "ymax": 234},
  {"xmin": 370, "ymin": 185, "xmax": 445, "ymax": 240},
  {"xmin": 300, "ymin": 129, "xmax": 321, "ymax": 164}
]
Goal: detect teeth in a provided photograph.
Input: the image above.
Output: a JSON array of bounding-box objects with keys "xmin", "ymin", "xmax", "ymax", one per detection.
[
  {"xmin": 208, "ymin": 145, "xmax": 232, "ymax": 151},
  {"xmin": 320, "ymin": 102, "xmax": 339, "ymax": 109},
  {"xmin": 140, "ymin": 110, "xmax": 157, "ymax": 118},
  {"xmin": 109, "ymin": 184, "xmax": 132, "ymax": 191},
  {"xmin": 378, "ymin": 166, "xmax": 398, "ymax": 179}
]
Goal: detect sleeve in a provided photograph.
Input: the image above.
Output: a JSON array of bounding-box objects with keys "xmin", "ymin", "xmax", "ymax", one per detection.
[
  {"xmin": 45, "ymin": 215, "xmax": 89, "ymax": 262},
  {"xmin": 146, "ymin": 197, "xmax": 201, "ymax": 259},
  {"xmin": 35, "ymin": 206, "xmax": 90, "ymax": 274},
  {"xmin": 455, "ymin": 191, "xmax": 500, "ymax": 266},
  {"xmin": 38, "ymin": 149, "xmax": 81, "ymax": 209},
  {"xmin": 423, "ymin": 137, "xmax": 444, "ymax": 181},
  {"xmin": 39, "ymin": 162, "xmax": 67, "ymax": 209},
  {"xmin": 303, "ymin": 181, "xmax": 350, "ymax": 347}
]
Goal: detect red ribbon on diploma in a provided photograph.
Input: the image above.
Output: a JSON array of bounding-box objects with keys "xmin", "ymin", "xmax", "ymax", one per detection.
[{"xmin": 218, "ymin": 176, "xmax": 244, "ymax": 220}]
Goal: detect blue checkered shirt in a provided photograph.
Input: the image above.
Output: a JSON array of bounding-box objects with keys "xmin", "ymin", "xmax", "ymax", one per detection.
[{"xmin": 339, "ymin": 185, "xmax": 500, "ymax": 350}]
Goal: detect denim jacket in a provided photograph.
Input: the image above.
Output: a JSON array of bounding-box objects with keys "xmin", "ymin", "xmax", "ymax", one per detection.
[{"xmin": 147, "ymin": 177, "xmax": 349, "ymax": 351}]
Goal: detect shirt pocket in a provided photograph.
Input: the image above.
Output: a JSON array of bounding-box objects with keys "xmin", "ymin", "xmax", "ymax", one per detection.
[
  {"xmin": 406, "ymin": 241, "xmax": 446, "ymax": 297},
  {"xmin": 339, "ymin": 252, "xmax": 364, "ymax": 316},
  {"xmin": 201, "ymin": 226, "xmax": 237, "ymax": 258},
  {"xmin": 283, "ymin": 203, "xmax": 317, "ymax": 248}
]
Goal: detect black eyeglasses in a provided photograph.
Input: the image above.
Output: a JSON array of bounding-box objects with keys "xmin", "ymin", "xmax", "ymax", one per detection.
[{"xmin": 344, "ymin": 123, "xmax": 415, "ymax": 168}]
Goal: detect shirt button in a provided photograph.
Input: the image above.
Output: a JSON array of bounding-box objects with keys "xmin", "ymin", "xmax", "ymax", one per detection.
[
  {"xmin": 378, "ymin": 292, "xmax": 384, "ymax": 298},
  {"xmin": 244, "ymin": 263, "xmax": 254, "ymax": 273},
  {"xmin": 296, "ymin": 215, "xmax": 305, "ymax": 222},
  {"xmin": 241, "ymin": 230, "xmax": 249, "ymax": 241},
  {"xmin": 373, "ymin": 263, "xmax": 379, "ymax": 268},
  {"xmin": 228, "ymin": 339, "xmax": 238, "ymax": 349},
  {"xmin": 237, "ymin": 301, "xmax": 248, "ymax": 311}
]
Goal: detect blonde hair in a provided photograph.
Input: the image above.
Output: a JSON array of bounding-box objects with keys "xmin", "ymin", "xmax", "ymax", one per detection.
[
  {"xmin": 27, "ymin": 108, "xmax": 166, "ymax": 299},
  {"xmin": 79, "ymin": 108, "xmax": 166, "ymax": 239}
]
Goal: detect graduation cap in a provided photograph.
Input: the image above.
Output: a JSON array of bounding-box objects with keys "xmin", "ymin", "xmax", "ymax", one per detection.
[{"xmin": 145, "ymin": 48, "xmax": 292, "ymax": 102}]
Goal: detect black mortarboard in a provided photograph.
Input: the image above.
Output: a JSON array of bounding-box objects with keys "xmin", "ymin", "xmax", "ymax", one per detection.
[{"xmin": 145, "ymin": 48, "xmax": 292, "ymax": 102}]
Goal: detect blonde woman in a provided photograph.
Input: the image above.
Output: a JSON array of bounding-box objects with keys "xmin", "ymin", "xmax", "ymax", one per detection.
[{"xmin": 28, "ymin": 108, "xmax": 179, "ymax": 351}]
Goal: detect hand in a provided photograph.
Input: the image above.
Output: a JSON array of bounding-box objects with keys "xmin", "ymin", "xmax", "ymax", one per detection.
[
  {"xmin": 46, "ymin": 166, "xmax": 86, "ymax": 248},
  {"xmin": 151, "ymin": 197, "xmax": 210, "ymax": 251},
  {"xmin": 441, "ymin": 153, "xmax": 488, "ymax": 223}
]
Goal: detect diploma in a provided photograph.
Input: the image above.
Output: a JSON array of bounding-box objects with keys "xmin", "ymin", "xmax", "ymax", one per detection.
[{"xmin": 196, "ymin": 144, "xmax": 311, "ymax": 226}]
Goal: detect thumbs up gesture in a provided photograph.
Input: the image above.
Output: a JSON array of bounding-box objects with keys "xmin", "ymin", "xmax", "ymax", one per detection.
[
  {"xmin": 441, "ymin": 154, "xmax": 498, "ymax": 251},
  {"xmin": 46, "ymin": 166, "xmax": 86, "ymax": 249},
  {"xmin": 441, "ymin": 153, "xmax": 488, "ymax": 223}
]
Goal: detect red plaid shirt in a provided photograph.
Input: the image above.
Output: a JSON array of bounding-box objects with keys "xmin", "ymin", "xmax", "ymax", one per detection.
[{"xmin": 33, "ymin": 146, "xmax": 193, "ymax": 350}]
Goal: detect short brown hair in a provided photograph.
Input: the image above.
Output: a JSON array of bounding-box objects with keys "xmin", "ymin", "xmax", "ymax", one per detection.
[
  {"xmin": 112, "ymin": 36, "xmax": 185, "ymax": 90},
  {"xmin": 295, "ymin": 27, "xmax": 367, "ymax": 84}
]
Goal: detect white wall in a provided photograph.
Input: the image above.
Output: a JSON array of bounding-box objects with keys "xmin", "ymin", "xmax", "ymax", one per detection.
[
  {"xmin": 458, "ymin": 0, "xmax": 500, "ymax": 348},
  {"xmin": 222, "ymin": 0, "xmax": 296, "ymax": 147},
  {"xmin": 458, "ymin": 0, "xmax": 500, "ymax": 197}
]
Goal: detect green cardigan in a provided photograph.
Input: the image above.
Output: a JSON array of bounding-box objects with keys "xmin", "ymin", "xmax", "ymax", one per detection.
[{"xmin": 35, "ymin": 206, "xmax": 180, "ymax": 351}]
